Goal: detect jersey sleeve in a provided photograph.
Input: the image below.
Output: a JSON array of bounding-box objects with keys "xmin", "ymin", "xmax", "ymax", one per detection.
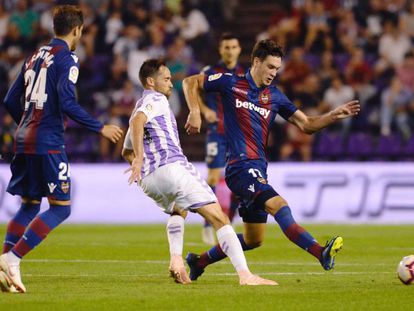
[
  {"xmin": 3, "ymin": 62, "xmax": 25, "ymax": 124},
  {"xmin": 277, "ymin": 92, "xmax": 298, "ymax": 121},
  {"xmin": 57, "ymin": 54, "xmax": 103, "ymax": 133},
  {"xmin": 123, "ymin": 128, "xmax": 133, "ymax": 150},
  {"xmin": 133, "ymin": 93, "xmax": 167, "ymax": 123},
  {"xmin": 203, "ymin": 72, "xmax": 232, "ymax": 93}
]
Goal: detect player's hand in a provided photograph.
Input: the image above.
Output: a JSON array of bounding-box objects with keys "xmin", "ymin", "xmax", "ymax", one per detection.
[
  {"xmin": 185, "ymin": 111, "xmax": 202, "ymax": 135},
  {"xmin": 330, "ymin": 100, "xmax": 360, "ymax": 120},
  {"xmin": 203, "ymin": 108, "xmax": 217, "ymax": 123},
  {"xmin": 101, "ymin": 125, "xmax": 123, "ymax": 143},
  {"xmin": 125, "ymin": 157, "xmax": 142, "ymax": 185}
]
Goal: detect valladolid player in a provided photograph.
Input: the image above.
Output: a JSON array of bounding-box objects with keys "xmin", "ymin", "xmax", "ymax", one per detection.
[
  {"xmin": 182, "ymin": 39, "xmax": 360, "ymax": 281},
  {"xmin": 123, "ymin": 58, "xmax": 276, "ymax": 286},
  {"xmin": 0, "ymin": 5, "xmax": 122, "ymax": 293}
]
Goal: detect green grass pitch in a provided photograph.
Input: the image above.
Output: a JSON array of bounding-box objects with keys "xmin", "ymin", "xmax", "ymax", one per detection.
[{"xmin": 0, "ymin": 224, "xmax": 412, "ymax": 310}]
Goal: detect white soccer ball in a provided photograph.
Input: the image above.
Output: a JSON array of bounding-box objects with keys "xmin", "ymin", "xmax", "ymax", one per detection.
[{"xmin": 397, "ymin": 255, "xmax": 414, "ymax": 285}]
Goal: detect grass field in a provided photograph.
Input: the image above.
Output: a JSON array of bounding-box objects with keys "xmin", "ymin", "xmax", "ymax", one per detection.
[{"xmin": 0, "ymin": 224, "xmax": 412, "ymax": 310}]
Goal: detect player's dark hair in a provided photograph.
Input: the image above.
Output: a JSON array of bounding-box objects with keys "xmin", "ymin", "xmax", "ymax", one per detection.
[
  {"xmin": 139, "ymin": 59, "xmax": 166, "ymax": 87},
  {"xmin": 53, "ymin": 5, "xmax": 83, "ymax": 36},
  {"xmin": 220, "ymin": 32, "xmax": 239, "ymax": 43},
  {"xmin": 251, "ymin": 39, "xmax": 284, "ymax": 63}
]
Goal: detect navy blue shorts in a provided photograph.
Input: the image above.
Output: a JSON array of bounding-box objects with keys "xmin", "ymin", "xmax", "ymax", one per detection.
[
  {"xmin": 205, "ymin": 133, "xmax": 227, "ymax": 169},
  {"xmin": 7, "ymin": 153, "xmax": 71, "ymax": 201},
  {"xmin": 225, "ymin": 159, "xmax": 278, "ymax": 223}
]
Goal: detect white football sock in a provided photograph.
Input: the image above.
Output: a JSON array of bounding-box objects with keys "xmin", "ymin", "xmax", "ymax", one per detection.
[
  {"xmin": 166, "ymin": 215, "xmax": 185, "ymax": 256},
  {"xmin": 216, "ymin": 224, "xmax": 249, "ymax": 273},
  {"xmin": 7, "ymin": 251, "xmax": 21, "ymax": 265}
]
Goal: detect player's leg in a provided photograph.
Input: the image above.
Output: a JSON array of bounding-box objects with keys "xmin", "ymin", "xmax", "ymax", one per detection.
[
  {"xmin": 228, "ymin": 192, "xmax": 239, "ymax": 223},
  {"xmin": 186, "ymin": 204, "xmax": 267, "ymax": 280},
  {"xmin": 166, "ymin": 206, "xmax": 191, "ymax": 284},
  {"xmin": 196, "ymin": 203, "xmax": 276, "ymax": 285},
  {"xmin": 264, "ymin": 195, "xmax": 343, "ymax": 270},
  {"xmin": 2, "ymin": 197, "xmax": 41, "ymax": 254},
  {"xmin": 202, "ymin": 168, "xmax": 222, "ymax": 245}
]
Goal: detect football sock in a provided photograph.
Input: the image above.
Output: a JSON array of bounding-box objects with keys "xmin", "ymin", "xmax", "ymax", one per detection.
[
  {"xmin": 12, "ymin": 204, "xmax": 71, "ymax": 258},
  {"xmin": 3, "ymin": 202, "xmax": 41, "ymax": 253},
  {"xmin": 274, "ymin": 206, "xmax": 323, "ymax": 259},
  {"xmin": 198, "ymin": 233, "xmax": 254, "ymax": 268},
  {"xmin": 166, "ymin": 215, "xmax": 184, "ymax": 256},
  {"xmin": 215, "ymin": 226, "xmax": 250, "ymax": 273}
]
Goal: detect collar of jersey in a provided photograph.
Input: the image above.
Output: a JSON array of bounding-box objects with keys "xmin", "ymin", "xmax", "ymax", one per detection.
[
  {"xmin": 246, "ymin": 70, "xmax": 266, "ymax": 91},
  {"xmin": 218, "ymin": 60, "xmax": 239, "ymax": 73},
  {"xmin": 50, "ymin": 38, "xmax": 70, "ymax": 51}
]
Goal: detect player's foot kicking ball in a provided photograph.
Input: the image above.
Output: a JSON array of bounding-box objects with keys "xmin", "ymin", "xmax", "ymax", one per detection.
[
  {"xmin": 169, "ymin": 255, "xmax": 191, "ymax": 284},
  {"xmin": 320, "ymin": 236, "xmax": 343, "ymax": 270},
  {"xmin": 0, "ymin": 254, "xmax": 26, "ymax": 293}
]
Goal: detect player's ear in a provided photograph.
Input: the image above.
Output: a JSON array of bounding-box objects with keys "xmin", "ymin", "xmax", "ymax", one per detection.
[{"xmin": 146, "ymin": 76, "xmax": 155, "ymax": 88}]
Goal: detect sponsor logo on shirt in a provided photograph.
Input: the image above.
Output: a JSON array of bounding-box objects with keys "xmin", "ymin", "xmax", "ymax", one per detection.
[
  {"xmin": 208, "ymin": 73, "xmax": 222, "ymax": 81},
  {"xmin": 48, "ymin": 183, "xmax": 57, "ymax": 193},
  {"xmin": 232, "ymin": 87, "xmax": 248, "ymax": 96},
  {"xmin": 61, "ymin": 182, "xmax": 70, "ymax": 194},
  {"xmin": 235, "ymin": 98, "xmax": 271, "ymax": 119}
]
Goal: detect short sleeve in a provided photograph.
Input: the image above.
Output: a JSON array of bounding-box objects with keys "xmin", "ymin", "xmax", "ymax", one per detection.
[
  {"xmin": 133, "ymin": 93, "xmax": 167, "ymax": 122},
  {"xmin": 123, "ymin": 128, "xmax": 133, "ymax": 150},
  {"xmin": 203, "ymin": 73, "xmax": 232, "ymax": 93},
  {"xmin": 277, "ymin": 92, "xmax": 298, "ymax": 121}
]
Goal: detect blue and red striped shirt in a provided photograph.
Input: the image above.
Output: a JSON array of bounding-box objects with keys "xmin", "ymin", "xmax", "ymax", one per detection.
[
  {"xmin": 202, "ymin": 62, "xmax": 244, "ymax": 135},
  {"xmin": 203, "ymin": 71, "xmax": 297, "ymax": 164},
  {"xmin": 3, "ymin": 38, "xmax": 103, "ymax": 154}
]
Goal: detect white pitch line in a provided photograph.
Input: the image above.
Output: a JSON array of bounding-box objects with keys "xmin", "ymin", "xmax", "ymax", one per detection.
[
  {"xmin": 23, "ymin": 271, "xmax": 394, "ymax": 278},
  {"xmin": 24, "ymin": 259, "xmax": 392, "ymax": 267}
]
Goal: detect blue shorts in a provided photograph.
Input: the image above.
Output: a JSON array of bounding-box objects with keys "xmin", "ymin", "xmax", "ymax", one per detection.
[
  {"xmin": 205, "ymin": 133, "xmax": 227, "ymax": 169},
  {"xmin": 7, "ymin": 153, "xmax": 71, "ymax": 201},
  {"xmin": 225, "ymin": 159, "xmax": 278, "ymax": 223}
]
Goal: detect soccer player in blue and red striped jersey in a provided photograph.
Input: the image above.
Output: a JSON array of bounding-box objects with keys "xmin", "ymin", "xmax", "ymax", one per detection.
[
  {"xmin": 0, "ymin": 5, "xmax": 122, "ymax": 293},
  {"xmin": 182, "ymin": 39, "xmax": 360, "ymax": 281},
  {"xmin": 200, "ymin": 33, "xmax": 245, "ymax": 245}
]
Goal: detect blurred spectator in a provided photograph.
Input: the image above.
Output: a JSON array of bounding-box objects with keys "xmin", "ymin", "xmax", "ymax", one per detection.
[
  {"xmin": 322, "ymin": 75, "xmax": 355, "ymax": 137},
  {"xmin": 380, "ymin": 77, "xmax": 412, "ymax": 140},
  {"xmin": 113, "ymin": 24, "xmax": 143, "ymax": 63},
  {"xmin": 293, "ymin": 73, "xmax": 324, "ymax": 111},
  {"xmin": 280, "ymin": 120, "xmax": 314, "ymax": 162},
  {"xmin": 345, "ymin": 47, "xmax": 373, "ymax": 86},
  {"xmin": 304, "ymin": 0, "xmax": 330, "ymax": 52},
  {"xmin": 105, "ymin": 10, "xmax": 124, "ymax": 48},
  {"xmin": 100, "ymin": 79, "xmax": 137, "ymax": 161},
  {"xmin": 317, "ymin": 50, "xmax": 338, "ymax": 90},
  {"xmin": 147, "ymin": 27, "xmax": 167, "ymax": 59},
  {"xmin": 0, "ymin": 2, "xmax": 10, "ymax": 46},
  {"xmin": 396, "ymin": 51, "xmax": 414, "ymax": 91},
  {"xmin": 279, "ymin": 46, "xmax": 311, "ymax": 94},
  {"xmin": 401, "ymin": 1, "xmax": 414, "ymax": 39},
  {"xmin": 9, "ymin": 0, "xmax": 39, "ymax": 40}
]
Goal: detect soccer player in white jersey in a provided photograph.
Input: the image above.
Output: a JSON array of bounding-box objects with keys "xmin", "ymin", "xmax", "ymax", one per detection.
[{"xmin": 122, "ymin": 58, "xmax": 276, "ymax": 286}]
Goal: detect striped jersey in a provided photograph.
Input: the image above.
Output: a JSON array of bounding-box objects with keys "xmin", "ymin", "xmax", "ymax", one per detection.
[
  {"xmin": 202, "ymin": 61, "xmax": 244, "ymax": 135},
  {"xmin": 124, "ymin": 90, "xmax": 186, "ymax": 178},
  {"xmin": 3, "ymin": 38, "xmax": 103, "ymax": 154},
  {"xmin": 203, "ymin": 71, "xmax": 298, "ymax": 164}
]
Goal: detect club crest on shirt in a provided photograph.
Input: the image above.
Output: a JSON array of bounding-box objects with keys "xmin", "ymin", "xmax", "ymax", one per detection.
[
  {"xmin": 68, "ymin": 66, "xmax": 79, "ymax": 84},
  {"xmin": 261, "ymin": 93, "xmax": 269, "ymax": 104},
  {"xmin": 208, "ymin": 73, "xmax": 222, "ymax": 81},
  {"xmin": 257, "ymin": 177, "xmax": 267, "ymax": 184},
  {"xmin": 61, "ymin": 182, "xmax": 70, "ymax": 194},
  {"xmin": 145, "ymin": 103, "xmax": 153, "ymax": 112}
]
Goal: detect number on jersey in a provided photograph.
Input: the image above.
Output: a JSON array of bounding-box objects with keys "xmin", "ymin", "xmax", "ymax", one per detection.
[{"xmin": 24, "ymin": 68, "xmax": 48, "ymax": 110}]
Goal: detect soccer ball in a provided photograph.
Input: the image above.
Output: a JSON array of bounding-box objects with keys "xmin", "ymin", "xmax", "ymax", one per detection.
[{"xmin": 397, "ymin": 255, "xmax": 414, "ymax": 285}]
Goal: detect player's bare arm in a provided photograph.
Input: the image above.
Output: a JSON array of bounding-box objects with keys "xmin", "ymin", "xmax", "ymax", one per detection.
[
  {"xmin": 288, "ymin": 100, "xmax": 360, "ymax": 134},
  {"xmin": 200, "ymin": 101, "xmax": 217, "ymax": 123},
  {"xmin": 126, "ymin": 112, "xmax": 147, "ymax": 184},
  {"xmin": 121, "ymin": 148, "xmax": 135, "ymax": 165},
  {"xmin": 182, "ymin": 73, "xmax": 205, "ymax": 134},
  {"xmin": 100, "ymin": 125, "xmax": 123, "ymax": 143}
]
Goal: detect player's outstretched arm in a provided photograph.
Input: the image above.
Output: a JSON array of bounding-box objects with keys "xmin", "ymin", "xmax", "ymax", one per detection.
[
  {"xmin": 100, "ymin": 124, "xmax": 123, "ymax": 143},
  {"xmin": 182, "ymin": 74, "xmax": 205, "ymax": 134},
  {"xmin": 289, "ymin": 100, "xmax": 360, "ymax": 134}
]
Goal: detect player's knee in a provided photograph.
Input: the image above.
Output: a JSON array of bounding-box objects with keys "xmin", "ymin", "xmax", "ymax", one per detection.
[
  {"xmin": 244, "ymin": 238, "xmax": 263, "ymax": 249},
  {"xmin": 51, "ymin": 205, "xmax": 71, "ymax": 221},
  {"xmin": 264, "ymin": 196, "xmax": 289, "ymax": 216}
]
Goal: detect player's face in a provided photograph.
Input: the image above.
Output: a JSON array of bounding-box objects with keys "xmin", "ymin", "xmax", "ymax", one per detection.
[
  {"xmin": 154, "ymin": 66, "xmax": 173, "ymax": 98},
  {"xmin": 219, "ymin": 39, "xmax": 241, "ymax": 65},
  {"xmin": 254, "ymin": 55, "xmax": 281, "ymax": 86}
]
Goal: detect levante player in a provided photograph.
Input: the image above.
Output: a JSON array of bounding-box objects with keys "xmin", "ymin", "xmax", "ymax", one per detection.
[
  {"xmin": 0, "ymin": 5, "xmax": 122, "ymax": 293},
  {"xmin": 182, "ymin": 39, "xmax": 360, "ymax": 281}
]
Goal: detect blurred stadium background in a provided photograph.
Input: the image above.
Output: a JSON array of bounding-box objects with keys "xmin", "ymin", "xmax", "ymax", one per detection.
[{"xmin": 0, "ymin": 0, "xmax": 413, "ymax": 225}]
